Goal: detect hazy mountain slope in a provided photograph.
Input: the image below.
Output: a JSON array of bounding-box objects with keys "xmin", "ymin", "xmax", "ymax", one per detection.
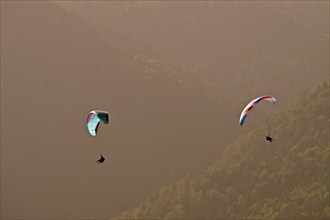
[
  {"xmin": 57, "ymin": 2, "xmax": 328, "ymax": 87},
  {"xmin": 57, "ymin": 1, "xmax": 329, "ymax": 125},
  {"xmin": 57, "ymin": 2, "xmax": 329, "ymax": 63},
  {"xmin": 118, "ymin": 81, "xmax": 329, "ymax": 219},
  {"xmin": 1, "ymin": 2, "xmax": 223, "ymax": 219}
]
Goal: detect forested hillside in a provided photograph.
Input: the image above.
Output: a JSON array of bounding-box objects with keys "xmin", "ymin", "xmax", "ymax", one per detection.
[{"xmin": 118, "ymin": 81, "xmax": 329, "ymax": 219}]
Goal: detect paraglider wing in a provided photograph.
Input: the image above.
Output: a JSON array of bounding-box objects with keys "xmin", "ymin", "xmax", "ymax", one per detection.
[
  {"xmin": 87, "ymin": 110, "xmax": 109, "ymax": 136},
  {"xmin": 96, "ymin": 111, "xmax": 109, "ymax": 124},
  {"xmin": 239, "ymin": 96, "xmax": 276, "ymax": 126}
]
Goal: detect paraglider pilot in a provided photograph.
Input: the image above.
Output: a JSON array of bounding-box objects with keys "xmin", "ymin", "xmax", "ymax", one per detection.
[
  {"xmin": 266, "ymin": 135, "xmax": 273, "ymax": 142},
  {"xmin": 96, "ymin": 155, "xmax": 105, "ymax": 164}
]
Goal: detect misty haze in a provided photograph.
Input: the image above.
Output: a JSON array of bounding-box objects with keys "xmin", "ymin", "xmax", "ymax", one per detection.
[{"xmin": 1, "ymin": 1, "xmax": 329, "ymax": 219}]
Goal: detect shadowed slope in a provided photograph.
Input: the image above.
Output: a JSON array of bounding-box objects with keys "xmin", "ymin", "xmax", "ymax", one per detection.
[{"xmin": 118, "ymin": 81, "xmax": 329, "ymax": 219}]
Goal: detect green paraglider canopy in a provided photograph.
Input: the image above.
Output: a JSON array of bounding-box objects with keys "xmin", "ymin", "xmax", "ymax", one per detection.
[{"xmin": 87, "ymin": 110, "xmax": 109, "ymax": 136}]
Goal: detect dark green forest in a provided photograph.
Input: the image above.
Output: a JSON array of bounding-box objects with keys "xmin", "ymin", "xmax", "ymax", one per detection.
[{"xmin": 118, "ymin": 81, "xmax": 329, "ymax": 219}]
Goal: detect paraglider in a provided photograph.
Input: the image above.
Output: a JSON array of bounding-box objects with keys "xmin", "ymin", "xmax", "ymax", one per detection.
[
  {"xmin": 87, "ymin": 110, "xmax": 109, "ymax": 164},
  {"xmin": 87, "ymin": 110, "xmax": 109, "ymax": 136},
  {"xmin": 239, "ymin": 96, "xmax": 276, "ymax": 142},
  {"xmin": 239, "ymin": 95, "xmax": 276, "ymax": 126}
]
